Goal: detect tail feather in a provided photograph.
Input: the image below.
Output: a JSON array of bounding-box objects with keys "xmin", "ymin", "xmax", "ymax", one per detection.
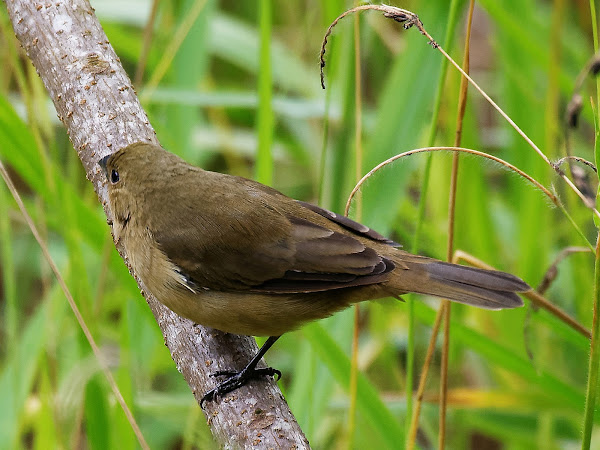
[
  {"xmin": 391, "ymin": 258, "xmax": 529, "ymax": 310},
  {"xmin": 420, "ymin": 277, "xmax": 524, "ymax": 310},
  {"xmin": 427, "ymin": 261, "xmax": 529, "ymax": 292}
]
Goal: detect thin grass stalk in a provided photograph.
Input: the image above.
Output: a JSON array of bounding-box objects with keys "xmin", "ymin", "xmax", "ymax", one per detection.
[
  {"xmin": 255, "ymin": 0, "xmax": 274, "ymax": 185},
  {"xmin": 141, "ymin": 0, "xmax": 208, "ymax": 101},
  {"xmin": 134, "ymin": 0, "xmax": 160, "ymax": 86},
  {"xmin": 439, "ymin": 3, "xmax": 475, "ymax": 446},
  {"xmin": 545, "ymin": 0, "xmax": 564, "ymax": 159},
  {"xmin": 407, "ymin": 303, "xmax": 446, "ymax": 450},
  {"xmin": 353, "ymin": 16, "xmax": 363, "ymax": 211},
  {"xmin": 582, "ymin": 234, "xmax": 600, "ymax": 450},
  {"xmin": 582, "ymin": 0, "xmax": 600, "ymax": 439},
  {"xmin": 594, "ymin": 0, "xmax": 600, "ymax": 188},
  {"xmin": 318, "ymin": 66, "xmax": 333, "ymax": 204},
  {"xmin": 406, "ymin": 2, "xmax": 462, "ymax": 441},
  {"xmin": 348, "ymin": 9, "xmax": 363, "ymax": 448},
  {"xmin": 349, "ymin": 307, "xmax": 360, "ymax": 447},
  {"xmin": 439, "ymin": 303, "xmax": 451, "ymax": 447}
]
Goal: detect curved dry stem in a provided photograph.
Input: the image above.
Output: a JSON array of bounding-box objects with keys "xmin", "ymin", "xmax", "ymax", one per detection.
[
  {"xmin": 553, "ymin": 156, "xmax": 597, "ymax": 174},
  {"xmin": 0, "ymin": 161, "xmax": 149, "ymax": 449},
  {"xmin": 319, "ymin": 4, "xmax": 432, "ymax": 89},
  {"xmin": 345, "ymin": 146, "xmax": 559, "ymax": 216}
]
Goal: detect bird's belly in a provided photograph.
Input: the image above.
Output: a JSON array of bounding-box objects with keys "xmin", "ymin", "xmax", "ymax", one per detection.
[
  {"xmin": 162, "ymin": 289, "xmax": 355, "ymax": 336},
  {"xmin": 120, "ymin": 225, "xmax": 384, "ymax": 336}
]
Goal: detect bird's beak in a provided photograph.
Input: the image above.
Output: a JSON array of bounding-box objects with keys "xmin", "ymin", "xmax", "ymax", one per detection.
[{"xmin": 98, "ymin": 154, "xmax": 111, "ymax": 177}]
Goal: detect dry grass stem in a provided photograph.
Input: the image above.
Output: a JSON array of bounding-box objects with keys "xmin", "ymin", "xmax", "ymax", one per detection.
[
  {"xmin": 453, "ymin": 250, "xmax": 591, "ymax": 339},
  {"xmin": 345, "ymin": 146, "xmax": 559, "ymax": 216},
  {"xmin": 438, "ymin": 2, "xmax": 476, "ymax": 447},
  {"xmin": 348, "ymin": 10, "xmax": 364, "ymax": 444},
  {"xmin": 407, "ymin": 302, "xmax": 446, "ymax": 450},
  {"xmin": 553, "ymin": 156, "xmax": 597, "ymax": 173},
  {"xmin": 320, "ymin": 4, "xmax": 433, "ymax": 89},
  {"xmin": 134, "ymin": 0, "xmax": 160, "ymax": 86}
]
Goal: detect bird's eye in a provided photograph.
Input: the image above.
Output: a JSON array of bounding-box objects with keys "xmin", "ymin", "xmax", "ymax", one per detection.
[{"xmin": 110, "ymin": 169, "xmax": 120, "ymax": 184}]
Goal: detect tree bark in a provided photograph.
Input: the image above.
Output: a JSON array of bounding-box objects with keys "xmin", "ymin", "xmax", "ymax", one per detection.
[{"xmin": 3, "ymin": 1, "xmax": 309, "ymax": 448}]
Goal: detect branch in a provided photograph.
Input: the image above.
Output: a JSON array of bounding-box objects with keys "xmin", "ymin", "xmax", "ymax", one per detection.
[{"xmin": 3, "ymin": 1, "xmax": 308, "ymax": 448}]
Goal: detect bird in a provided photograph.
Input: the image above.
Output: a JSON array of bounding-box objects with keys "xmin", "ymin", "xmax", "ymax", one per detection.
[{"xmin": 99, "ymin": 141, "xmax": 530, "ymax": 405}]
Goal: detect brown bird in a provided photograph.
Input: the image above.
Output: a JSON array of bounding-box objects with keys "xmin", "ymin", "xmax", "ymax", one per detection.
[{"xmin": 99, "ymin": 142, "xmax": 529, "ymax": 405}]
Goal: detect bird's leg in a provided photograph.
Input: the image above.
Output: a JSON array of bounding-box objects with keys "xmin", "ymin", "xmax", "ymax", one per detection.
[{"xmin": 200, "ymin": 335, "xmax": 281, "ymax": 407}]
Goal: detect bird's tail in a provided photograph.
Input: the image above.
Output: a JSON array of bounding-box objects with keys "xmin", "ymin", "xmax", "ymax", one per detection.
[{"xmin": 389, "ymin": 256, "xmax": 529, "ymax": 310}]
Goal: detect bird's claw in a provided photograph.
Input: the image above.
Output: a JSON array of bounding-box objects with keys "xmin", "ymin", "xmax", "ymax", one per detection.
[{"xmin": 200, "ymin": 367, "xmax": 281, "ymax": 408}]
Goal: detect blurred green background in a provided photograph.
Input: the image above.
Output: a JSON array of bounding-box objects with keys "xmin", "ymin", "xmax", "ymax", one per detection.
[{"xmin": 0, "ymin": 0, "xmax": 598, "ymax": 448}]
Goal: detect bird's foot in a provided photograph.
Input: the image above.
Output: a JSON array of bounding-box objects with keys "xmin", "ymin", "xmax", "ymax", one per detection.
[{"xmin": 200, "ymin": 367, "xmax": 281, "ymax": 407}]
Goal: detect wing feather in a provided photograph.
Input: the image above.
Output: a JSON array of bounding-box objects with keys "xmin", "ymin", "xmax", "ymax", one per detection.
[{"xmin": 149, "ymin": 174, "xmax": 393, "ymax": 293}]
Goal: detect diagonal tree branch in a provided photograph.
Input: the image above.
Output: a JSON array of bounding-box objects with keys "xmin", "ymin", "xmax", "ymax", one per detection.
[{"xmin": 2, "ymin": 1, "xmax": 309, "ymax": 448}]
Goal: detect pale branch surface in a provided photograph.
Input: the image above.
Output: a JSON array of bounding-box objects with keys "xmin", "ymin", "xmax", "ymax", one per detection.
[{"xmin": 3, "ymin": 0, "xmax": 309, "ymax": 448}]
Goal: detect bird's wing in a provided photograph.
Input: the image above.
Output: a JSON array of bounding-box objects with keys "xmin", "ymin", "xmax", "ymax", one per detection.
[
  {"xmin": 252, "ymin": 215, "xmax": 394, "ymax": 293},
  {"xmin": 151, "ymin": 177, "xmax": 393, "ymax": 293}
]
